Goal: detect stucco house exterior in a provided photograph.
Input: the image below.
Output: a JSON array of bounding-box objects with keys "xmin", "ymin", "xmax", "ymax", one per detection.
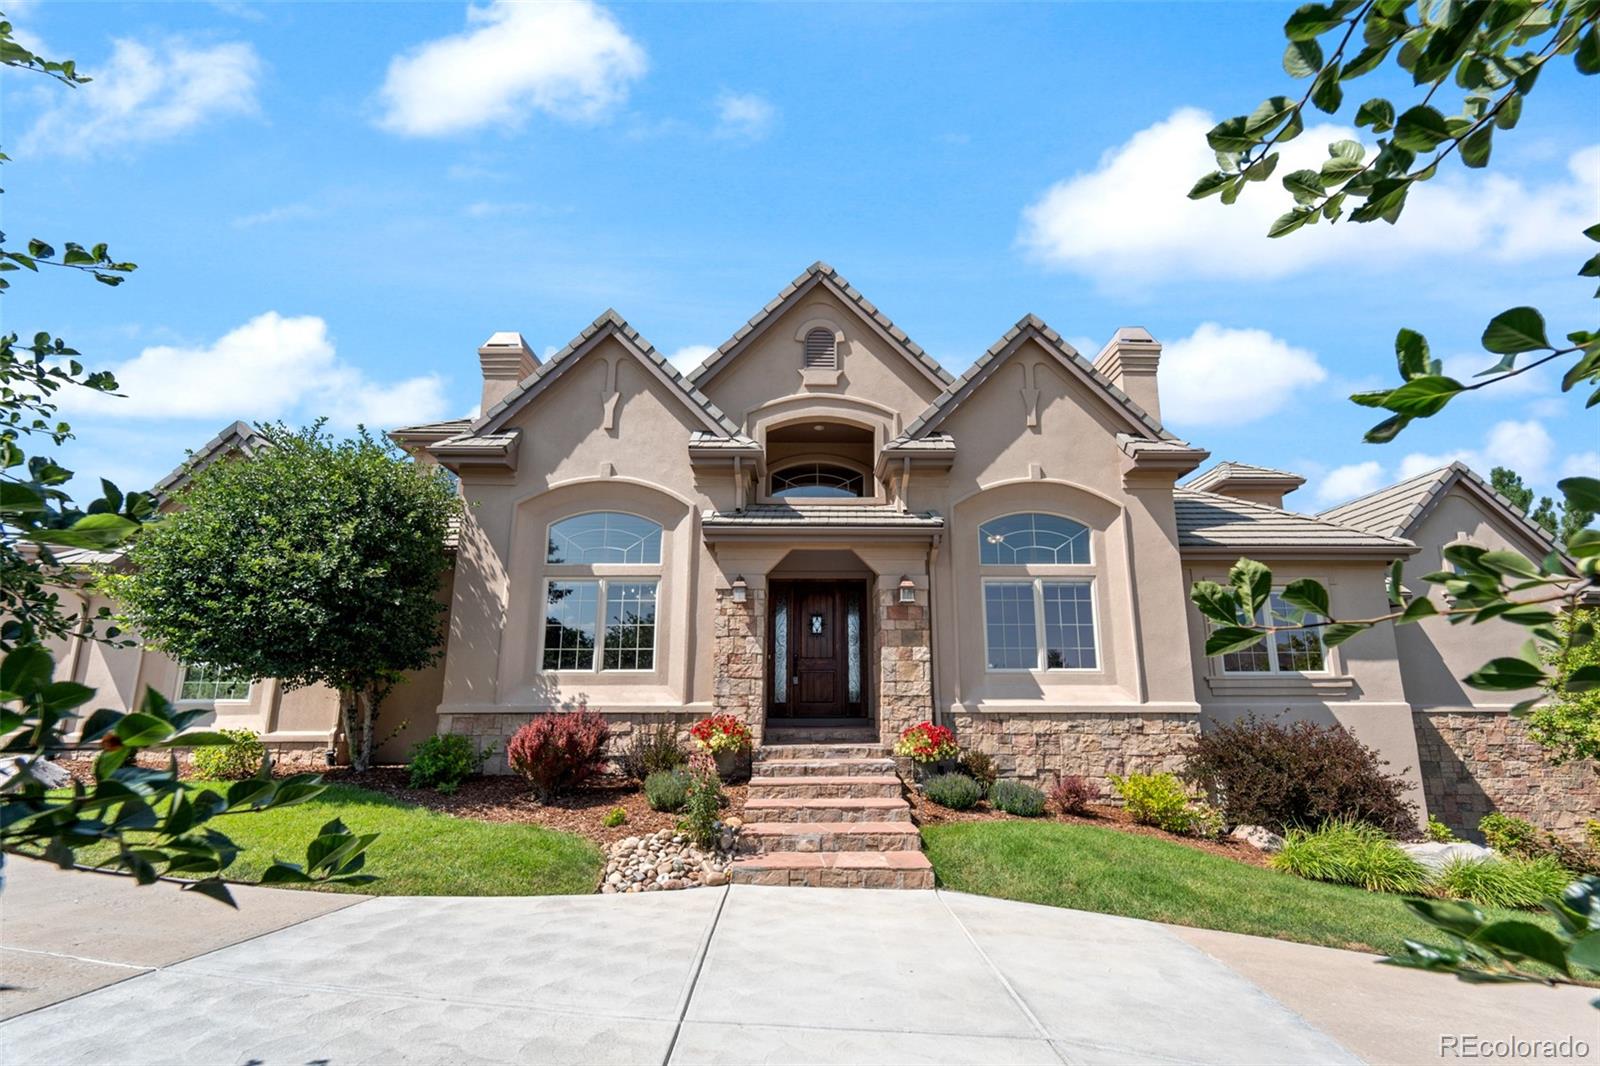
[{"xmin": 54, "ymin": 263, "xmax": 1596, "ymax": 839}]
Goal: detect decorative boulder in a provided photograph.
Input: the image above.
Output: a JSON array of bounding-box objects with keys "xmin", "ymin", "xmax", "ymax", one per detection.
[
  {"xmin": 0, "ymin": 756, "xmax": 70, "ymax": 790},
  {"xmin": 1400, "ymin": 841, "xmax": 1494, "ymax": 874},
  {"xmin": 1229, "ymin": 824, "xmax": 1286, "ymax": 853}
]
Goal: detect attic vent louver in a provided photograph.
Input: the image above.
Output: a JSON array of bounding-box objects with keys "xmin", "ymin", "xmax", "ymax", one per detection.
[{"xmin": 803, "ymin": 327, "xmax": 838, "ymax": 370}]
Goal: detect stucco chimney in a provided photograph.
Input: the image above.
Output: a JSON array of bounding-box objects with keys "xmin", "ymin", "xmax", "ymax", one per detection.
[
  {"xmin": 1093, "ymin": 327, "xmax": 1163, "ymax": 424},
  {"xmin": 478, "ymin": 331, "xmax": 538, "ymax": 414}
]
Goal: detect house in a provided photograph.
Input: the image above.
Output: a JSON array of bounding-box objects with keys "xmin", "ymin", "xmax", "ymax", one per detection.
[{"xmin": 58, "ymin": 263, "xmax": 1596, "ymax": 838}]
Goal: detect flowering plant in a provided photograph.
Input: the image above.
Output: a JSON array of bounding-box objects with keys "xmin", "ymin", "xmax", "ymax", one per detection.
[
  {"xmin": 690, "ymin": 714, "xmax": 752, "ymax": 754},
  {"xmin": 894, "ymin": 721, "xmax": 958, "ymax": 763}
]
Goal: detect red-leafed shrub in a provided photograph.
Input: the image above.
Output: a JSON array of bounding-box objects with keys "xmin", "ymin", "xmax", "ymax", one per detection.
[
  {"xmin": 507, "ymin": 708, "xmax": 610, "ymax": 801},
  {"xmin": 1051, "ymin": 775, "xmax": 1096, "ymax": 815},
  {"xmin": 1183, "ymin": 715, "xmax": 1415, "ymax": 835}
]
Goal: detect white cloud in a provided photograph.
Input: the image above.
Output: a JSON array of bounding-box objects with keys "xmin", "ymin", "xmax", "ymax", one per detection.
[
  {"xmin": 20, "ymin": 37, "xmax": 260, "ymax": 156},
  {"xmin": 713, "ymin": 91, "xmax": 776, "ymax": 140},
  {"xmin": 1560, "ymin": 451, "xmax": 1600, "ymax": 479},
  {"xmin": 58, "ymin": 312, "xmax": 448, "ymax": 429},
  {"xmin": 1316, "ymin": 461, "xmax": 1386, "ymax": 505},
  {"xmin": 1018, "ymin": 107, "xmax": 1598, "ymax": 285},
  {"xmin": 1157, "ymin": 323, "xmax": 1327, "ymax": 426},
  {"xmin": 232, "ymin": 202, "xmax": 321, "ymax": 228},
  {"xmin": 376, "ymin": 0, "xmax": 646, "ymax": 137},
  {"xmin": 667, "ymin": 345, "xmax": 714, "ymax": 374},
  {"xmin": 1400, "ymin": 419, "xmax": 1555, "ymax": 483}
]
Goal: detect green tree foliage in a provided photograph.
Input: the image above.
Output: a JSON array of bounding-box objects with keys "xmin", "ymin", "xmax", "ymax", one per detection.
[
  {"xmin": 0, "ymin": 14, "xmax": 373, "ymax": 902},
  {"xmin": 1491, "ymin": 466, "xmax": 1595, "ymax": 540},
  {"xmin": 106, "ymin": 423, "xmax": 460, "ymax": 772},
  {"xmin": 1531, "ymin": 607, "xmax": 1600, "ymax": 761}
]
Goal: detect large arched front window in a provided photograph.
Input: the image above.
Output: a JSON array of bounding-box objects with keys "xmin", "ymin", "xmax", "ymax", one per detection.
[
  {"xmin": 770, "ymin": 462, "xmax": 866, "ymax": 499},
  {"xmin": 543, "ymin": 512, "xmax": 662, "ymax": 672},
  {"xmin": 978, "ymin": 513, "xmax": 1098, "ymax": 671}
]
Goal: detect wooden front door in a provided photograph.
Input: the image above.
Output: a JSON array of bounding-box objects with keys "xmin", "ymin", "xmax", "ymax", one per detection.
[{"xmin": 768, "ymin": 580, "xmax": 866, "ymax": 719}]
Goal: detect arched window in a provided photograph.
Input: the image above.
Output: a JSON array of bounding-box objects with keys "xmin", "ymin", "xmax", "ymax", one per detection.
[
  {"xmin": 803, "ymin": 327, "xmax": 838, "ymax": 370},
  {"xmin": 771, "ymin": 463, "xmax": 866, "ymax": 499},
  {"xmin": 978, "ymin": 513, "xmax": 1097, "ymax": 672},
  {"xmin": 543, "ymin": 512, "xmax": 663, "ymax": 672}
]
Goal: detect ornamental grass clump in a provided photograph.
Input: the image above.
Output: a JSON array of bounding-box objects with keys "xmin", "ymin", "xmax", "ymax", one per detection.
[
  {"xmin": 644, "ymin": 769, "xmax": 691, "ymax": 812},
  {"xmin": 923, "ymin": 772, "xmax": 982, "ymax": 811},
  {"xmin": 1434, "ymin": 855, "xmax": 1573, "ymax": 910},
  {"xmin": 191, "ymin": 728, "xmax": 266, "ymax": 780},
  {"xmin": 990, "ymin": 780, "xmax": 1047, "ymax": 817},
  {"xmin": 507, "ymin": 707, "xmax": 609, "ymax": 802},
  {"xmin": 894, "ymin": 721, "xmax": 958, "ymax": 763},
  {"xmin": 1271, "ymin": 819, "xmax": 1430, "ymax": 894}
]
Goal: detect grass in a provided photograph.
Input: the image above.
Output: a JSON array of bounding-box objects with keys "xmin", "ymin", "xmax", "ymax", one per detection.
[
  {"xmin": 1271, "ymin": 819, "xmax": 1431, "ymax": 893},
  {"xmin": 921, "ymin": 820, "xmax": 1559, "ymax": 957},
  {"xmin": 1434, "ymin": 855, "xmax": 1574, "ymax": 909},
  {"xmin": 78, "ymin": 783, "xmax": 604, "ymax": 896}
]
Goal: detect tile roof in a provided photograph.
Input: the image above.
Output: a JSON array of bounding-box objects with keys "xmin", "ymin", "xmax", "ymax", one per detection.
[
  {"xmin": 1317, "ymin": 461, "xmax": 1562, "ymax": 556},
  {"xmin": 702, "ymin": 503, "xmax": 945, "ymax": 529},
  {"xmin": 1174, "ymin": 488, "xmax": 1415, "ymax": 555},
  {"xmin": 900, "ymin": 315, "xmax": 1175, "ymax": 443},
  {"xmin": 151, "ymin": 419, "xmax": 269, "ymax": 502},
  {"xmin": 474, "ymin": 310, "xmax": 743, "ymax": 439},
  {"xmin": 688, "ymin": 431, "xmax": 762, "ymax": 451},
  {"xmin": 1185, "ymin": 461, "xmax": 1306, "ymax": 492},
  {"xmin": 686, "ymin": 261, "xmax": 954, "ymax": 389},
  {"xmin": 882, "ymin": 433, "xmax": 956, "ymax": 452},
  {"xmin": 390, "ymin": 417, "xmax": 473, "ymax": 438}
]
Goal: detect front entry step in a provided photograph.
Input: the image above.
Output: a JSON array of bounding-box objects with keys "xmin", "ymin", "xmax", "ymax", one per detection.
[
  {"xmin": 742, "ymin": 796, "xmax": 912, "ymax": 824},
  {"xmin": 748, "ymin": 774, "xmax": 903, "ymax": 800},
  {"xmin": 763, "ymin": 725, "xmax": 880, "ymax": 745},
  {"xmin": 735, "ymin": 821, "xmax": 922, "ymax": 854},
  {"xmin": 729, "ymin": 850, "xmax": 934, "ymax": 889}
]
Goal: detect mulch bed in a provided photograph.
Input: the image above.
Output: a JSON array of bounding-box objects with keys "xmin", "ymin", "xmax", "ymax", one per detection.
[
  {"xmin": 906, "ymin": 789, "xmax": 1272, "ymax": 868},
  {"xmin": 52, "ymin": 757, "xmax": 745, "ymax": 851}
]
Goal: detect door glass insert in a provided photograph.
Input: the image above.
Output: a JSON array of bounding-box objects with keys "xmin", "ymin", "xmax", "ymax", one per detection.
[
  {"xmin": 846, "ymin": 588, "xmax": 862, "ymax": 703},
  {"xmin": 772, "ymin": 590, "xmax": 788, "ymax": 703}
]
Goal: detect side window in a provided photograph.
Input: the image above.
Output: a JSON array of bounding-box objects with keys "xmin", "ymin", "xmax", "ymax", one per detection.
[{"xmin": 542, "ymin": 512, "xmax": 663, "ymax": 673}]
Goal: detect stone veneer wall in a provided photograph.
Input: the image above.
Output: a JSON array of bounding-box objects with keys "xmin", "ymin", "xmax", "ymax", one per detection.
[
  {"xmin": 876, "ymin": 588, "xmax": 932, "ymax": 746},
  {"xmin": 713, "ymin": 587, "xmax": 767, "ymax": 747},
  {"xmin": 438, "ymin": 710, "xmax": 703, "ymax": 776},
  {"xmin": 950, "ymin": 710, "xmax": 1200, "ymax": 796},
  {"xmin": 1414, "ymin": 710, "xmax": 1599, "ymax": 843}
]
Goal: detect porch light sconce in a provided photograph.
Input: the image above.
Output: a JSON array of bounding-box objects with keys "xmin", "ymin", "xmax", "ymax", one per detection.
[
  {"xmin": 731, "ymin": 575, "xmax": 748, "ymax": 603},
  {"xmin": 898, "ymin": 576, "xmax": 916, "ymax": 603}
]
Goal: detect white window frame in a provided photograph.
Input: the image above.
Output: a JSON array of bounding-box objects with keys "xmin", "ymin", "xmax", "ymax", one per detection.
[
  {"xmin": 980, "ymin": 576, "xmax": 1101, "ymax": 674},
  {"xmin": 174, "ymin": 662, "xmax": 253, "ymax": 707},
  {"xmin": 540, "ymin": 577, "xmax": 661, "ymax": 674},
  {"xmin": 1216, "ymin": 588, "xmax": 1331, "ymax": 676}
]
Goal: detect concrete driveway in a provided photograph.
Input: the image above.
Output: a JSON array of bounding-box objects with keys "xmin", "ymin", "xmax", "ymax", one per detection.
[{"xmin": 1, "ymin": 858, "xmax": 1593, "ymax": 1065}]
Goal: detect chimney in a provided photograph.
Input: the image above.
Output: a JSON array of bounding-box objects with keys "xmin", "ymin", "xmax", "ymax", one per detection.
[
  {"xmin": 1093, "ymin": 327, "xmax": 1163, "ymax": 424},
  {"xmin": 478, "ymin": 332, "xmax": 537, "ymax": 415}
]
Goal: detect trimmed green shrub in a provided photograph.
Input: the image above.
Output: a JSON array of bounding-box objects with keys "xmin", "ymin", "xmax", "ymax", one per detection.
[
  {"xmin": 1271, "ymin": 820, "xmax": 1430, "ymax": 893},
  {"xmin": 621, "ymin": 719, "xmax": 686, "ymax": 781},
  {"xmin": 957, "ymin": 751, "xmax": 997, "ymax": 795},
  {"xmin": 602, "ymin": 806, "xmax": 628, "ymax": 828},
  {"xmin": 1434, "ymin": 855, "xmax": 1573, "ymax": 909},
  {"xmin": 1424, "ymin": 816, "xmax": 1458, "ymax": 843},
  {"xmin": 1111, "ymin": 772, "xmax": 1192, "ymax": 833},
  {"xmin": 1183, "ymin": 715, "xmax": 1415, "ymax": 835},
  {"xmin": 644, "ymin": 770, "xmax": 691, "ymax": 812},
  {"xmin": 1478, "ymin": 812, "xmax": 1540, "ymax": 857},
  {"xmin": 990, "ymin": 779, "xmax": 1047, "ymax": 817},
  {"xmin": 1050, "ymin": 775, "xmax": 1096, "ymax": 815},
  {"xmin": 407, "ymin": 733, "xmax": 488, "ymax": 793},
  {"xmin": 191, "ymin": 728, "xmax": 265, "ymax": 780},
  {"xmin": 924, "ymin": 772, "xmax": 982, "ymax": 810}
]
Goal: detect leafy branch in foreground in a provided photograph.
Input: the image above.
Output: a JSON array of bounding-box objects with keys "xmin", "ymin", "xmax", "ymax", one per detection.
[
  {"xmin": 1190, "ymin": 0, "xmax": 1600, "ymax": 437},
  {"xmin": 1385, "ymin": 876, "xmax": 1600, "ymax": 1008}
]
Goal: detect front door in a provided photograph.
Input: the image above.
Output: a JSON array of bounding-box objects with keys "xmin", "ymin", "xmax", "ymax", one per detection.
[{"xmin": 768, "ymin": 580, "xmax": 866, "ymax": 719}]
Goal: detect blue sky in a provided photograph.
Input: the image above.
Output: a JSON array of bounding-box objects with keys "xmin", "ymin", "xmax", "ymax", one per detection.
[{"xmin": 7, "ymin": 0, "xmax": 1597, "ymax": 508}]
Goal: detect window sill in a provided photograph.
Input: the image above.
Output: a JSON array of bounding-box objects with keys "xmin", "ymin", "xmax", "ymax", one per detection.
[{"xmin": 1205, "ymin": 675, "xmax": 1356, "ymax": 698}]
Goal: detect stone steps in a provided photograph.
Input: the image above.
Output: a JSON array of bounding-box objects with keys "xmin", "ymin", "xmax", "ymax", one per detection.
[
  {"xmin": 763, "ymin": 726, "xmax": 880, "ymax": 744},
  {"xmin": 756, "ymin": 743, "xmax": 890, "ymax": 763},
  {"xmin": 741, "ymin": 796, "xmax": 913, "ymax": 824},
  {"xmin": 747, "ymin": 774, "xmax": 903, "ymax": 800},
  {"xmin": 728, "ymin": 850, "xmax": 934, "ymax": 890},
  {"xmin": 753, "ymin": 757, "xmax": 897, "ymax": 777},
  {"xmin": 734, "ymin": 821, "xmax": 923, "ymax": 854}
]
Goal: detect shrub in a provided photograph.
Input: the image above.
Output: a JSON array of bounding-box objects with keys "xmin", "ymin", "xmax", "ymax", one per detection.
[
  {"xmin": 407, "ymin": 734, "xmax": 488, "ymax": 793},
  {"xmin": 1434, "ymin": 855, "xmax": 1573, "ymax": 910},
  {"xmin": 1590, "ymin": 820, "xmax": 1600, "ymax": 853},
  {"xmin": 602, "ymin": 806, "xmax": 628, "ymax": 828},
  {"xmin": 893, "ymin": 721, "xmax": 958, "ymax": 763},
  {"xmin": 506, "ymin": 708, "xmax": 610, "ymax": 802},
  {"xmin": 191, "ymin": 728, "xmax": 265, "ymax": 780},
  {"xmin": 1187, "ymin": 802, "xmax": 1226, "ymax": 840},
  {"xmin": 689, "ymin": 714, "xmax": 752, "ymax": 755},
  {"xmin": 621, "ymin": 719, "xmax": 686, "ymax": 781},
  {"xmin": 680, "ymin": 750, "xmax": 722, "ymax": 848},
  {"xmin": 1111, "ymin": 772, "xmax": 1193, "ymax": 833},
  {"xmin": 1183, "ymin": 716, "xmax": 1416, "ymax": 835},
  {"xmin": 957, "ymin": 750, "xmax": 997, "ymax": 795},
  {"xmin": 1050, "ymin": 775, "xmax": 1096, "ymax": 815},
  {"xmin": 990, "ymin": 779, "xmax": 1047, "ymax": 817},
  {"xmin": 923, "ymin": 772, "xmax": 982, "ymax": 810},
  {"xmin": 1271, "ymin": 820, "xmax": 1430, "ymax": 893},
  {"xmin": 1424, "ymin": 816, "xmax": 1458, "ymax": 843},
  {"xmin": 644, "ymin": 769, "xmax": 691, "ymax": 812},
  {"xmin": 1478, "ymin": 812, "xmax": 1540, "ymax": 857}
]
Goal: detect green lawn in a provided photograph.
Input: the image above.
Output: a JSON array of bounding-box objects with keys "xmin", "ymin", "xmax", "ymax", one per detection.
[
  {"xmin": 922, "ymin": 820, "xmax": 1557, "ymax": 957},
  {"xmin": 81, "ymin": 783, "xmax": 604, "ymax": 896}
]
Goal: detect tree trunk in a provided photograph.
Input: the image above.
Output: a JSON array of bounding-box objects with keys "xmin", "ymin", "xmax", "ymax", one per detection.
[
  {"xmin": 352, "ymin": 686, "xmax": 376, "ymax": 773},
  {"xmin": 337, "ymin": 688, "xmax": 357, "ymax": 769}
]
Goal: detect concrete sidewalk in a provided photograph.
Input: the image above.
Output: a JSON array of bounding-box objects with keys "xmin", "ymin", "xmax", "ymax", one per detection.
[{"xmin": 0, "ymin": 858, "xmax": 1593, "ymax": 1065}]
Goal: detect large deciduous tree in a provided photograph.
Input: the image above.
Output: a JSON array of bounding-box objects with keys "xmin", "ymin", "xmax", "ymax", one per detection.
[{"xmin": 107, "ymin": 423, "xmax": 461, "ymax": 772}]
